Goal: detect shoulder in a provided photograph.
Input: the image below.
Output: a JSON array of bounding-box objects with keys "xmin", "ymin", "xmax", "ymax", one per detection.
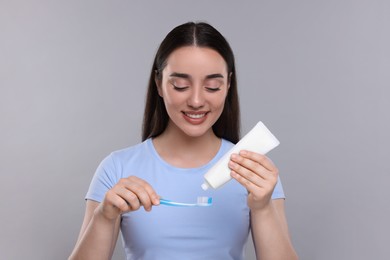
[
  {"xmin": 109, "ymin": 139, "xmax": 151, "ymax": 161},
  {"xmin": 96, "ymin": 140, "xmax": 151, "ymax": 171}
]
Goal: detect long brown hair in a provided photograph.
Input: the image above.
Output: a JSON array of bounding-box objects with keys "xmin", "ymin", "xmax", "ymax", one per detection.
[{"xmin": 142, "ymin": 22, "xmax": 240, "ymax": 143}]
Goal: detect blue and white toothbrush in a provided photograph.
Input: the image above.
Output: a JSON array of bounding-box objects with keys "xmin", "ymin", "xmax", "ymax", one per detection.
[{"xmin": 159, "ymin": 196, "xmax": 212, "ymax": 207}]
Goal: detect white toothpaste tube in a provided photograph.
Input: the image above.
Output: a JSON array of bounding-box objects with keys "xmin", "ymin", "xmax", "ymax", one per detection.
[{"xmin": 201, "ymin": 121, "xmax": 280, "ymax": 190}]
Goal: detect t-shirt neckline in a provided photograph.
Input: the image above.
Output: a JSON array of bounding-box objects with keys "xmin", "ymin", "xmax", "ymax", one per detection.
[{"xmin": 146, "ymin": 138, "xmax": 228, "ymax": 172}]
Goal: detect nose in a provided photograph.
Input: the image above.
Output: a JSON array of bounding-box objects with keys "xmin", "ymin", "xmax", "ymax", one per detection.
[{"xmin": 187, "ymin": 86, "xmax": 205, "ymax": 109}]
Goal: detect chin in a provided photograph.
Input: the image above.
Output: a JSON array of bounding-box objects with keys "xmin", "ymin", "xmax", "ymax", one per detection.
[{"xmin": 181, "ymin": 125, "xmax": 214, "ymax": 138}]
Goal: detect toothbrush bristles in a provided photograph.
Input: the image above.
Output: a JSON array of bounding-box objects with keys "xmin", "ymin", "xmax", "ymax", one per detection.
[{"xmin": 197, "ymin": 196, "xmax": 212, "ymax": 205}]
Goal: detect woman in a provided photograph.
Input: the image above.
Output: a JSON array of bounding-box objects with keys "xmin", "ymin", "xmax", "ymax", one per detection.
[{"xmin": 70, "ymin": 22, "xmax": 298, "ymax": 260}]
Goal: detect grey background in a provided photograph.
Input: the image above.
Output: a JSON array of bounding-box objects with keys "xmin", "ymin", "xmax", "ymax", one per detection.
[{"xmin": 1, "ymin": 1, "xmax": 389, "ymax": 259}]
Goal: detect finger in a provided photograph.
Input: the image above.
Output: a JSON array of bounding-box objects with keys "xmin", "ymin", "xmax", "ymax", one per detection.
[
  {"xmin": 115, "ymin": 186, "xmax": 142, "ymax": 211},
  {"xmin": 230, "ymin": 153, "xmax": 272, "ymax": 181},
  {"xmin": 230, "ymin": 169, "xmax": 263, "ymax": 191},
  {"xmin": 228, "ymin": 159, "xmax": 265, "ymax": 187},
  {"xmin": 230, "ymin": 169, "xmax": 277, "ymax": 200},
  {"xmin": 239, "ymin": 150, "xmax": 277, "ymax": 173},
  {"xmin": 127, "ymin": 183, "xmax": 155, "ymax": 211},
  {"xmin": 121, "ymin": 177, "xmax": 160, "ymax": 211},
  {"xmin": 128, "ymin": 176, "xmax": 160, "ymax": 207},
  {"xmin": 129, "ymin": 177, "xmax": 160, "ymax": 206},
  {"xmin": 104, "ymin": 189, "xmax": 132, "ymax": 213}
]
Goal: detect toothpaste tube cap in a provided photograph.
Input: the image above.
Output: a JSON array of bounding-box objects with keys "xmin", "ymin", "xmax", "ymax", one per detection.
[{"xmin": 201, "ymin": 182, "xmax": 210, "ymax": 191}]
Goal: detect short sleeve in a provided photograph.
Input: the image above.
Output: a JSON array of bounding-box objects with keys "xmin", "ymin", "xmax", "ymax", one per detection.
[
  {"xmin": 271, "ymin": 176, "xmax": 285, "ymax": 199},
  {"xmin": 85, "ymin": 154, "xmax": 120, "ymax": 203}
]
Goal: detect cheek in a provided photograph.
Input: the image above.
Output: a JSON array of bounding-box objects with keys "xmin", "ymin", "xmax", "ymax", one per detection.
[
  {"xmin": 213, "ymin": 92, "xmax": 228, "ymax": 109},
  {"xmin": 216, "ymin": 99, "xmax": 226, "ymax": 110},
  {"xmin": 161, "ymin": 88, "xmax": 182, "ymax": 107}
]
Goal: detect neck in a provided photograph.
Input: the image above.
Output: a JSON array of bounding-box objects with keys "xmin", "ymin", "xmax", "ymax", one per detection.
[{"xmin": 152, "ymin": 123, "xmax": 221, "ymax": 168}]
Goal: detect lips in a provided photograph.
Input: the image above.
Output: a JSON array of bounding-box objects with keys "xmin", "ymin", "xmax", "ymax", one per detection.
[
  {"xmin": 184, "ymin": 112, "xmax": 206, "ymax": 119},
  {"xmin": 182, "ymin": 111, "xmax": 208, "ymax": 124}
]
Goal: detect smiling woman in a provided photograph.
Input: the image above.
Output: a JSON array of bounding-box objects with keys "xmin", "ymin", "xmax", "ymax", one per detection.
[
  {"xmin": 144, "ymin": 23, "xmax": 240, "ymax": 144},
  {"xmin": 156, "ymin": 46, "xmax": 229, "ymax": 136},
  {"xmin": 69, "ymin": 22, "xmax": 298, "ymax": 260}
]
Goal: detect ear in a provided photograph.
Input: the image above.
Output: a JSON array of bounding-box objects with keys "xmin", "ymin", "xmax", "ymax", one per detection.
[
  {"xmin": 227, "ymin": 72, "xmax": 232, "ymax": 90},
  {"xmin": 155, "ymin": 70, "xmax": 163, "ymax": 97}
]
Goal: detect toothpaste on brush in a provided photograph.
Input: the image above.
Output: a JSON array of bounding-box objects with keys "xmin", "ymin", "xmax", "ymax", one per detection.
[{"xmin": 201, "ymin": 121, "xmax": 280, "ymax": 190}]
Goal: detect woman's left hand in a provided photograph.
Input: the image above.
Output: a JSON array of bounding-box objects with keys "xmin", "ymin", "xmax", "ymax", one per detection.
[{"xmin": 228, "ymin": 150, "xmax": 279, "ymax": 212}]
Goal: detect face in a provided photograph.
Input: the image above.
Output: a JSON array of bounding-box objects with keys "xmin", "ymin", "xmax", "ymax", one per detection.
[{"xmin": 157, "ymin": 46, "xmax": 230, "ymax": 138}]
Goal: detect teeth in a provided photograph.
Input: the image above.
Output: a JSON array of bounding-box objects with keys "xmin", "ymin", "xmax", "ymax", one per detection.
[{"xmin": 185, "ymin": 113, "xmax": 205, "ymax": 119}]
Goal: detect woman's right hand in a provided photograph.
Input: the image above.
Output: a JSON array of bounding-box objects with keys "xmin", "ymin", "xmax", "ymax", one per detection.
[{"xmin": 96, "ymin": 176, "xmax": 160, "ymax": 221}]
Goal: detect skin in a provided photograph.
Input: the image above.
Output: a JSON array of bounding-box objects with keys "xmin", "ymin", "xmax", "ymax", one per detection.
[
  {"xmin": 69, "ymin": 46, "xmax": 298, "ymax": 260},
  {"xmin": 153, "ymin": 47, "xmax": 230, "ymax": 168},
  {"xmin": 230, "ymin": 151, "xmax": 298, "ymax": 259}
]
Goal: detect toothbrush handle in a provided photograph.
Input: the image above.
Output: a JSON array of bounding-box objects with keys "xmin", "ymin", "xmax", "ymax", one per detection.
[{"xmin": 159, "ymin": 199, "xmax": 196, "ymax": 207}]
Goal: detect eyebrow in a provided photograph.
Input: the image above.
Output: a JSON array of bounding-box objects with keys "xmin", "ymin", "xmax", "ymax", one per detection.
[
  {"xmin": 169, "ymin": 72, "xmax": 190, "ymax": 79},
  {"xmin": 169, "ymin": 73, "xmax": 224, "ymax": 79},
  {"xmin": 205, "ymin": 74, "xmax": 224, "ymax": 79}
]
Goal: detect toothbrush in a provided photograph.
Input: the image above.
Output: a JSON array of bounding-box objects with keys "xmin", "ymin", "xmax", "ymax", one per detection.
[{"xmin": 159, "ymin": 196, "xmax": 212, "ymax": 207}]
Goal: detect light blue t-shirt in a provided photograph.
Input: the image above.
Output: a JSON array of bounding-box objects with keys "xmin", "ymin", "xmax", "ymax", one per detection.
[{"xmin": 86, "ymin": 138, "xmax": 285, "ymax": 260}]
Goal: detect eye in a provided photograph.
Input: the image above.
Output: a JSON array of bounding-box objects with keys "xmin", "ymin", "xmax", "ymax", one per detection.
[
  {"xmin": 205, "ymin": 80, "xmax": 222, "ymax": 92},
  {"xmin": 170, "ymin": 78, "xmax": 190, "ymax": 91},
  {"xmin": 206, "ymin": 87, "xmax": 221, "ymax": 92},
  {"xmin": 172, "ymin": 83, "xmax": 189, "ymax": 91}
]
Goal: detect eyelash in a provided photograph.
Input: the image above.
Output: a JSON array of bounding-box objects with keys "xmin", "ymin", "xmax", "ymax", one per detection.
[
  {"xmin": 172, "ymin": 84, "xmax": 188, "ymax": 91},
  {"xmin": 172, "ymin": 84, "xmax": 221, "ymax": 92},
  {"xmin": 206, "ymin": 87, "xmax": 221, "ymax": 92}
]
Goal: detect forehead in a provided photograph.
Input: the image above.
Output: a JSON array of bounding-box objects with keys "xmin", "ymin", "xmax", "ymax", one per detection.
[{"xmin": 164, "ymin": 46, "xmax": 227, "ymax": 75}]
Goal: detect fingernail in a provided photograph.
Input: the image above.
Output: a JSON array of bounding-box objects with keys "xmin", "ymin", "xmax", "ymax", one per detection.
[{"xmin": 240, "ymin": 150, "xmax": 247, "ymax": 155}]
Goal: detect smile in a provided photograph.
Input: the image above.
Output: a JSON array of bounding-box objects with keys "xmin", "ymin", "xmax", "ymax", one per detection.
[{"xmin": 184, "ymin": 112, "xmax": 206, "ymax": 119}]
